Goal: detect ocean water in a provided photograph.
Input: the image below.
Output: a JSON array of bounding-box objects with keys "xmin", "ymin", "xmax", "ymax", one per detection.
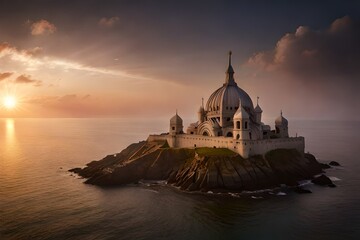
[{"xmin": 0, "ymin": 118, "xmax": 359, "ymax": 240}]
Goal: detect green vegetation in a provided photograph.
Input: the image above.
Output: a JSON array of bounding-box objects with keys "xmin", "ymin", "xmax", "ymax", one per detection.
[{"xmin": 195, "ymin": 147, "xmax": 236, "ymax": 157}]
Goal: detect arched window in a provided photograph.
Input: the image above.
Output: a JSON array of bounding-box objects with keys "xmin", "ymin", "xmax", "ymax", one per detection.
[
  {"xmin": 245, "ymin": 121, "xmax": 248, "ymax": 129},
  {"xmin": 236, "ymin": 134, "xmax": 240, "ymax": 140},
  {"xmin": 236, "ymin": 121, "xmax": 240, "ymax": 129},
  {"xmin": 249, "ymin": 132, "xmax": 252, "ymax": 140},
  {"xmin": 203, "ymin": 131, "xmax": 209, "ymax": 136},
  {"xmin": 226, "ymin": 132, "xmax": 233, "ymax": 137}
]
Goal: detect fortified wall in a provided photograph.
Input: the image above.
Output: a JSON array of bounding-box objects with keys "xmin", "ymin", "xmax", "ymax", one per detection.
[{"xmin": 147, "ymin": 134, "xmax": 304, "ymax": 158}]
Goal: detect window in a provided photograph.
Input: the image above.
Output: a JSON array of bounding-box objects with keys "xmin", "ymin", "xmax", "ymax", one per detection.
[
  {"xmin": 226, "ymin": 132, "xmax": 233, "ymax": 137},
  {"xmin": 236, "ymin": 121, "xmax": 240, "ymax": 129},
  {"xmin": 245, "ymin": 121, "xmax": 248, "ymax": 129},
  {"xmin": 230, "ymin": 107, "xmax": 233, "ymax": 110},
  {"xmin": 249, "ymin": 132, "xmax": 252, "ymax": 140},
  {"xmin": 276, "ymin": 127, "xmax": 280, "ymax": 134},
  {"xmin": 172, "ymin": 127, "xmax": 175, "ymax": 130},
  {"xmin": 190, "ymin": 132, "xmax": 194, "ymax": 134},
  {"xmin": 236, "ymin": 134, "xmax": 240, "ymax": 140},
  {"xmin": 227, "ymin": 117, "xmax": 230, "ymax": 121}
]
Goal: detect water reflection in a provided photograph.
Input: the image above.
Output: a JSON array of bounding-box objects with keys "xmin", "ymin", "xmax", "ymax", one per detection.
[
  {"xmin": 6, "ymin": 118, "xmax": 15, "ymax": 144},
  {"xmin": 3, "ymin": 118, "xmax": 19, "ymax": 162}
]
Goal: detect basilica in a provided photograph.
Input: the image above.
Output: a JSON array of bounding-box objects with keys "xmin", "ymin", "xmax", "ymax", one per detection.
[{"xmin": 148, "ymin": 52, "xmax": 304, "ymax": 158}]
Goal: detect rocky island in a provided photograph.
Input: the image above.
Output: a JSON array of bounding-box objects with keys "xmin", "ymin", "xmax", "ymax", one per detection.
[{"xmin": 70, "ymin": 140, "xmax": 336, "ymax": 192}]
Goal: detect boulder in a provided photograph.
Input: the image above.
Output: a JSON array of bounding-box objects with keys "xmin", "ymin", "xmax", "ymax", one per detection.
[
  {"xmin": 311, "ymin": 174, "xmax": 336, "ymax": 187},
  {"xmin": 329, "ymin": 161, "xmax": 341, "ymax": 166}
]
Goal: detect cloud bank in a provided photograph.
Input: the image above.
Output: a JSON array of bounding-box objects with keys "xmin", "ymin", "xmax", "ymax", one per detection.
[
  {"xmin": 243, "ymin": 16, "xmax": 360, "ymax": 120},
  {"xmin": 247, "ymin": 16, "xmax": 360, "ymax": 81}
]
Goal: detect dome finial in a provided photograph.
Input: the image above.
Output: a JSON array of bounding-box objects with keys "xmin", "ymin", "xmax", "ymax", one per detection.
[
  {"xmin": 257, "ymin": 96, "xmax": 259, "ymax": 106},
  {"xmin": 229, "ymin": 51, "xmax": 232, "ymax": 65},
  {"xmin": 281, "ymin": 110, "xmax": 283, "ymax": 116},
  {"xmin": 225, "ymin": 51, "xmax": 235, "ymax": 85}
]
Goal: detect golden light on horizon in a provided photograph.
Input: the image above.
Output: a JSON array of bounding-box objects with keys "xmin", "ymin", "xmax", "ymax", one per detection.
[{"xmin": 3, "ymin": 96, "xmax": 17, "ymax": 110}]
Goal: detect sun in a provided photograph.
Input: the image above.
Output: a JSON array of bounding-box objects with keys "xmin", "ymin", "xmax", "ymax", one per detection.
[{"xmin": 3, "ymin": 96, "xmax": 17, "ymax": 109}]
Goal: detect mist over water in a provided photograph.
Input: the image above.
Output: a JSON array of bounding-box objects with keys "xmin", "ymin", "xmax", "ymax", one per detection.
[{"xmin": 1, "ymin": 118, "xmax": 359, "ymax": 239}]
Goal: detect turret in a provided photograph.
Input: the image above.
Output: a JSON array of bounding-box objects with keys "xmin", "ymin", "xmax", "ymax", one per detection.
[
  {"xmin": 197, "ymin": 98, "xmax": 205, "ymax": 123},
  {"xmin": 233, "ymin": 99, "xmax": 251, "ymax": 140},
  {"xmin": 170, "ymin": 111, "xmax": 183, "ymax": 135},
  {"xmin": 254, "ymin": 96, "xmax": 263, "ymax": 124},
  {"xmin": 275, "ymin": 110, "xmax": 289, "ymax": 138}
]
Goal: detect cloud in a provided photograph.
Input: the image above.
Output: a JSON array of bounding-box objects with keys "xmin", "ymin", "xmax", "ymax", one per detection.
[
  {"xmin": 0, "ymin": 42, "xmax": 151, "ymax": 80},
  {"xmin": 15, "ymin": 74, "xmax": 42, "ymax": 86},
  {"xmin": 31, "ymin": 19, "xmax": 57, "ymax": 35},
  {"xmin": 98, "ymin": 17, "xmax": 119, "ymax": 28},
  {"xmin": 243, "ymin": 16, "xmax": 360, "ymax": 120},
  {"xmin": 247, "ymin": 16, "xmax": 360, "ymax": 80},
  {"xmin": 0, "ymin": 72, "xmax": 13, "ymax": 81}
]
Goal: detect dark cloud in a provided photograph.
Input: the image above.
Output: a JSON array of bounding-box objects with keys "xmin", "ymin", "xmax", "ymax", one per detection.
[
  {"xmin": 247, "ymin": 16, "xmax": 360, "ymax": 81},
  {"xmin": 15, "ymin": 74, "xmax": 42, "ymax": 86},
  {"xmin": 0, "ymin": 72, "xmax": 13, "ymax": 81},
  {"xmin": 244, "ymin": 16, "xmax": 360, "ymax": 120}
]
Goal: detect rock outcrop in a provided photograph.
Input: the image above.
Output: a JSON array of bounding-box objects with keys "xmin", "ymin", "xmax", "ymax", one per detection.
[{"xmin": 70, "ymin": 140, "xmax": 327, "ymax": 192}]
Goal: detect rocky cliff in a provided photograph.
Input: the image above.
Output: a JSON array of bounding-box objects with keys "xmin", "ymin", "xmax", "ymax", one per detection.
[{"xmin": 70, "ymin": 140, "xmax": 324, "ymax": 192}]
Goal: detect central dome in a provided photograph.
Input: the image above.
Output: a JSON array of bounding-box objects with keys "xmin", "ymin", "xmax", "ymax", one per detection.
[
  {"xmin": 206, "ymin": 84, "xmax": 254, "ymax": 112},
  {"xmin": 206, "ymin": 52, "xmax": 254, "ymax": 113}
]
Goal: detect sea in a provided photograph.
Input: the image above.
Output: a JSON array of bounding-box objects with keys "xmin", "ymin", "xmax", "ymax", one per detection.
[{"xmin": 0, "ymin": 118, "xmax": 359, "ymax": 240}]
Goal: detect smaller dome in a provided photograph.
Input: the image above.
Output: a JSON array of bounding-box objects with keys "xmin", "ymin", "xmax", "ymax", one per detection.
[
  {"xmin": 233, "ymin": 100, "xmax": 249, "ymax": 119},
  {"xmin": 170, "ymin": 113, "xmax": 183, "ymax": 124},
  {"xmin": 275, "ymin": 111, "xmax": 288, "ymax": 126},
  {"xmin": 254, "ymin": 104, "xmax": 262, "ymax": 113}
]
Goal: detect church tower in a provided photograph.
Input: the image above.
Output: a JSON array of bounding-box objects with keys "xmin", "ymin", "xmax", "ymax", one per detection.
[
  {"xmin": 233, "ymin": 100, "xmax": 250, "ymax": 140},
  {"xmin": 170, "ymin": 111, "xmax": 183, "ymax": 135}
]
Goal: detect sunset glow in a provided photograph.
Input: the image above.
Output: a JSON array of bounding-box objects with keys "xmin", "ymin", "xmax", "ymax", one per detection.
[
  {"xmin": 3, "ymin": 96, "xmax": 17, "ymax": 109},
  {"xmin": 0, "ymin": 1, "xmax": 358, "ymax": 121}
]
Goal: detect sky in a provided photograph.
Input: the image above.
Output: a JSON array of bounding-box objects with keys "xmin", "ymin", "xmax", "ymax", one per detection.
[{"xmin": 0, "ymin": 0, "xmax": 359, "ymax": 121}]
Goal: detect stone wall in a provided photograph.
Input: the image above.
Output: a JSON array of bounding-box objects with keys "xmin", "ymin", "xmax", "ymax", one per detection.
[{"xmin": 147, "ymin": 134, "xmax": 304, "ymax": 158}]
